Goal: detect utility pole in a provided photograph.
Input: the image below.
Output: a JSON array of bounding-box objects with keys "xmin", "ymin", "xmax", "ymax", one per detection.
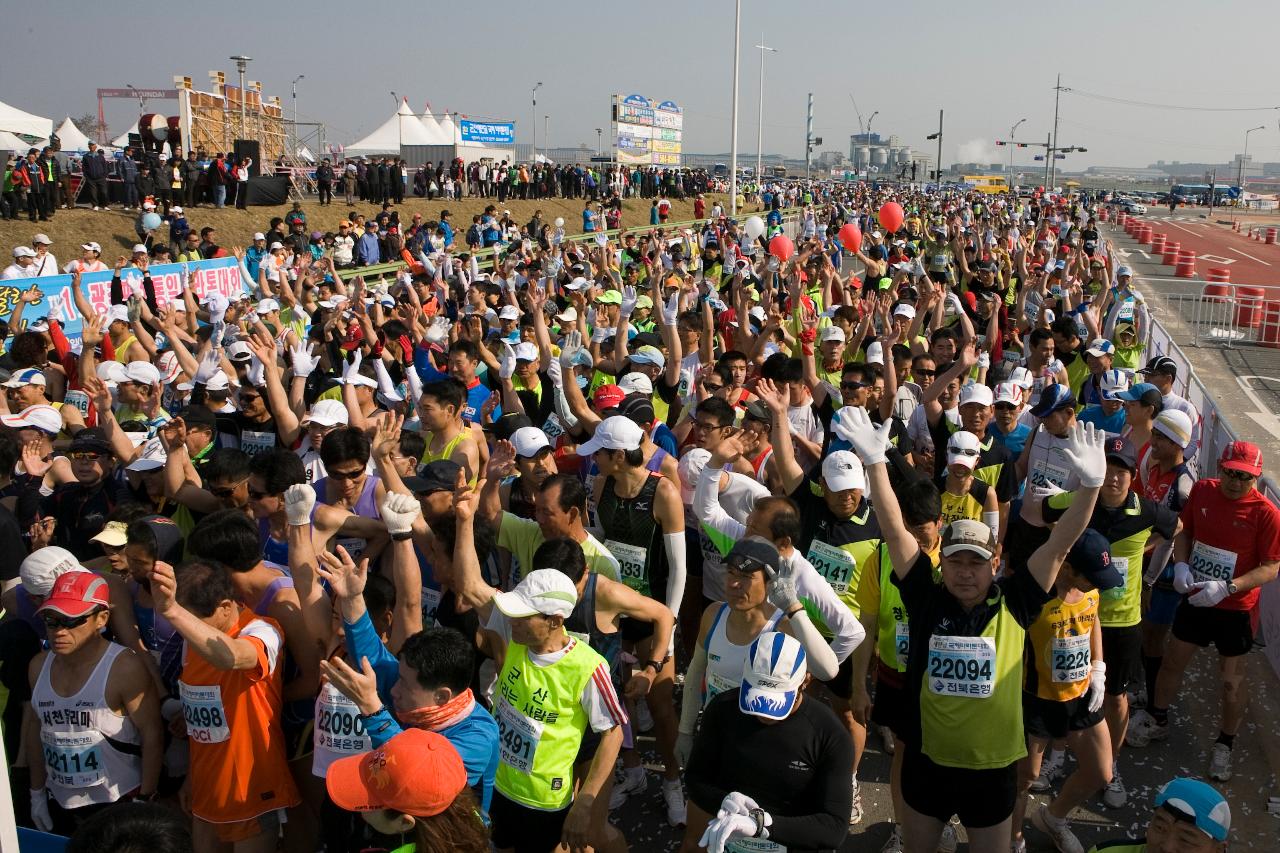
[
  {"xmin": 729, "ymin": 0, "xmax": 741, "ymax": 216},
  {"xmin": 754, "ymin": 36, "xmax": 776, "ymax": 182},
  {"xmin": 1050, "ymin": 74, "xmax": 1062, "ymax": 189},
  {"xmin": 926, "ymin": 109, "xmax": 943, "ymax": 186},
  {"xmin": 805, "ymin": 93, "xmax": 814, "ymax": 180},
  {"xmin": 544, "ymin": 115, "xmax": 549, "ymax": 159},
  {"xmin": 1008, "ymin": 118, "xmax": 1026, "ymax": 187},
  {"xmin": 1043, "ymin": 132, "xmax": 1051, "ymax": 189},
  {"xmin": 291, "ymin": 75, "xmax": 304, "ymax": 156},
  {"xmin": 1208, "ymin": 169, "xmax": 1216, "ymax": 216},
  {"xmin": 531, "ymin": 82, "xmax": 542, "ymax": 162},
  {"xmin": 1240, "ymin": 125, "xmax": 1265, "ymax": 190}
]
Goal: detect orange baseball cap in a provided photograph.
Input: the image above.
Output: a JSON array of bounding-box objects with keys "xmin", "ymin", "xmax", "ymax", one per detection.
[{"xmin": 326, "ymin": 729, "xmax": 466, "ymax": 817}]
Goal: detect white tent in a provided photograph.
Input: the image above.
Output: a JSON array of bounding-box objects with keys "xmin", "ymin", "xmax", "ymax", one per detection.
[
  {"xmin": 436, "ymin": 113, "xmax": 458, "ymax": 145},
  {"xmin": 112, "ymin": 121, "xmax": 138, "ymax": 149},
  {"xmin": 0, "ymin": 99, "xmax": 53, "ymax": 139},
  {"xmin": 346, "ymin": 99, "xmax": 440, "ymax": 156},
  {"xmin": 0, "ymin": 130, "xmax": 35, "ymax": 153},
  {"xmin": 54, "ymin": 116, "xmax": 92, "ymax": 152},
  {"xmin": 418, "ymin": 109, "xmax": 448, "ymax": 145}
]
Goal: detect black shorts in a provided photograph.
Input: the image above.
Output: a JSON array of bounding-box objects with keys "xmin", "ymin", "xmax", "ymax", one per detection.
[
  {"xmin": 902, "ymin": 745, "xmax": 1018, "ymax": 829},
  {"xmin": 823, "ymin": 650, "xmax": 855, "ymax": 700},
  {"xmin": 1023, "ymin": 692, "xmax": 1104, "ymax": 739},
  {"xmin": 1101, "ymin": 624, "xmax": 1142, "ymax": 696},
  {"xmin": 870, "ymin": 670, "xmax": 909, "ymax": 739},
  {"xmin": 1172, "ymin": 602, "xmax": 1256, "ymax": 657},
  {"xmin": 620, "ymin": 615, "xmax": 655, "ymax": 644},
  {"xmin": 489, "ymin": 791, "xmax": 571, "ymax": 853}
]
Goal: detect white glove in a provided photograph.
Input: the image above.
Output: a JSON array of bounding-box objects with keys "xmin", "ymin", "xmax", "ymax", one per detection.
[
  {"xmin": 832, "ymin": 406, "xmax": 893, "ymax": 467},
  {"xmin": 675, "ymin": 731, "xmax": 695, "ymax": 770},
  {"xmin": 717, "ymin": 792, "xmax": 761, "ymax": 818},
  {"xmin": 766, "ymin": 569, "xmax": 799, "ymax": 613},
  {"xmin": 1030, "ymin": 481, "xmax": 1067, "ymax": 503},
  {"xmin": 559, "ymin": 330, "xmax": 583, "ymax": 368},
  {"xmin": 662, "ymin": 290, "xmax": 680, "ymax": 326},
  {"xmin": 290, "ymin": 340, "xmax": 319, "ymax": 378},
  {"xmin": 499, "ymin": 342, "xmax": 516, "ymax": 381},
  {"xmin": 424, "ymin": 316, "xmax": 450, "ymax": 345},
  {"xmin": 620, "ymin": 285, "xmax": 638, "ymax": 316},
  {"xmin": 373, "ymin": 358, "xmax": 404, "ymax": 402},
  {"xmin": 1171, "ymin": 561, "xmax": 1194, "ymax": 593},
  {"xmin": 1189, "ymin": 579, "xmax": 1231, "ymax": 608},
  {"xmin": 977, "ymin": 351, "xmax": 991, "ymax": 369},
  {"xmin": 700, "ymin": 812, "xmax": 766, "ymax": 853},
  {"xmin": 591, "ymin": 324, "xmax": 612, "ymax": 344},
  {"xmin": 1059, "ymin": 421, "xmax": 1107, "ymax": 488},
  {"xmin": 341, "ymin": 350, "xmax": 363, "ymax": 385},
  {"xmin": 247, "ymin": 354, "xmax": 266, "ymax": 388},
  {"xmin": 1086, "ymin": 661, "xmax": 1106, "ymax": 713},
  {"xmin": 193, "ymin": 346, "xmax": 223, "ymax": 384},
  {"xmin": 546, "ymin": 359, "xmax": 564, "ymax": 389},
  {"xmin": 381, "ymin": 491, "xmax": 422, "ymax": 536},
  {"xmin": 29, "ymin": 788, "xmax": 52, "ymax": 832},
  {"xmin": 283, "ymin": 484, "xmax": 316, "ymax": 526}
]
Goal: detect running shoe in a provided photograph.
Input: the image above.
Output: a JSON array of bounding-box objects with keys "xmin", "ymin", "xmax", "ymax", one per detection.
[
  {"xmin": 881, "ymin": 726, "xmax": 896, "ymax": 754},
  {"xmin": 1125, "ymin": 710, "xmax": 1169, "ymax": 747},
  {"xmin": 1102, "ymin": 768, "xmax": 1127, "ymax": 809},
  {"xmin": 937, "ymin": 820, "xmax": 959, "ymax": 853},
  {"xmin": 1029, "ymin": 751, "xmax": 1064, "ymax": 793},
  {"xmin": 1031, "ymin": 804, "xmax": 1085, "ymax": 853},
  {"xmin": 662, "ymin": 777, "xmax": 687, "ymax": 826},
  {"xmin": 880, "ymin": 825, "xmax": 904, "ymax": 853},
  {"xmin": 1209, "ymin": 743, "xmax": 1233, "ymax": 781},
  {"xmin": 608, "ymin": 765, "xmax": 647, "ymax": 810},
  {"xmin": 850, "ymin": 780, "xmax": 864, "ymax": 826}
]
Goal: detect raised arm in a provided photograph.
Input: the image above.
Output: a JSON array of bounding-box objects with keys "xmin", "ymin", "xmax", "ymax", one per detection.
[
  {"xmin": 835, "ymin": 407, "xmax": 919, "ymax": 578},
  {"xmin": 1026, "ymin": 422, "xmax": 1106, "ymax": 591}
]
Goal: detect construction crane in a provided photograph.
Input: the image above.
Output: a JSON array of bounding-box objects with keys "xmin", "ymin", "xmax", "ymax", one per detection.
[{"xmin": 847, "ymin": 93, "xmax": 866, "ymax": 137}]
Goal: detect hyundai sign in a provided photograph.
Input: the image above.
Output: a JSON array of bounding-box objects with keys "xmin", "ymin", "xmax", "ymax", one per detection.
[{"xmin": 459, "ymin": 120, "xmax": 514, "ymax": 144}]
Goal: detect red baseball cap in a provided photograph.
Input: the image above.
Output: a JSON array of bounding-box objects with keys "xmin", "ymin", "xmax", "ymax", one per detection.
[
  {"xmin": 326, "ymin": 729, "xmax": 466, "ymax": 817},
  {"xmin": 592, "ymin": 383, "xmax": 627, "ymax": 412},
  {"xmin": 37, "ymin": 570, "xmax": 110, "ymax": 618},
  {"xmin": 1220, "ymin": 441, "xmax": 1263, "ymax": 478}
]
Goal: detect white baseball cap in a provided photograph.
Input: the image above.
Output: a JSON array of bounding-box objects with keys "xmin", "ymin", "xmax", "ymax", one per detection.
[
  {"xmin": 564, "ymin": 276, "xmax": 589, "ymax": 291},
  {"xmin": 225, "ymin": 341, "xmax": 252, "ymax": 362},
  {"xmin": 32, "ymin": 233, "xmax": 53, "ymax": 245},
  {"xmin": 204, "ymin": 370, "xmax": 233, "ymax": 392},
  {"xmin": 893, "ymin": 304, "xmax": 917, "ymax": 320},
  {"xmin": 253, "ymin": 232, "xmax": 266, "ymax": 241},
  {"xmin": 127, "ymin": 436, "xmax": 168, "ymax": 472},
  {"xmin": 510, "ymin": 427, "xmax": 552, "ymax": 459},
  {"xmin": 106, "ymin": 304, "xmax": 131, "ymax": 325},
  {"xmin": 819, "ymin": 326, "xmax": 846, "ymax": 344},
  {"xmin": 269, "ymin": 241, "xmax": 285, "ymax": 251},
  {"xmin": 556, "ymin": 306, "xmax": 578, "ymax": 324},
  {"xmin": 498, "ymin": 305, "xmax": 520, "ymax": 321},
  {"xmin": 958, "ymin": 383, "xmax": 994, "ymax": 408},
  {"xmin": 993, "ymin": 382, "xmax": 1021, "ymax": 406},
  {"xmin": 677, "ymin": 447, "xmax": 715, "ymax": 504},
  {"xmin": 630, "ymin": 346, "xmax": 666, "ymax": 370},
  {"xmin": 81, "ymin": 241, "xmax": 102, "ymax": 253},
  {"xmin": 170, "ymin": 205, "xmax": 183, "ymax": 214},
  {"xmin": 864, "ymin": 341, "xmax": 884, "ymax": 365},
  {"xmin": 124, "ymin": 361, "xmax": 161, "ymax": 385},
  {"xmin": 576, "ymin": 415, "xmax": 645, "ymax": 455},
  {"xmin": 12, "ymin": 246, "xmax": 36, "ymax": 259},
  {"xmin": 96, "ymin": 361, "xmax": 129, "ymax": 386},
  {"xmin": 492, "ymin": 569, "xmax": 578, "ymax": 619},
  {"xmin": 0, "ymin": 403, "xmax": 62, "ymax": 434},
  {"xmin": 1007, "ymin": 366, "xmax": 1034, "ymax": 390},
  {"xmin": 946, "ymin": 430, "xmax": 982, "ymax": 470},
  {"xmin": 301, "ymin": 399, "xmax": 350, "ymax": 427},
  {"xmin": 513, "ymin": 342, "xmax": 540, "ymax": 362},
  {"xmin": 2, "ymin": 367, "xmax": 46, "ymax": 388},
  {"xmin": 821, "ymin": 450, "xmax": 866, "ymax": 492},
  {"xmin": 740, "ymin": 632, "xmax": 808, "ymax": 721},
  {"xmin": 1100, "ymin": 368, "xmax": 1130, "ymax": 401},
  {"xmin": 20, "ymin": 547, "xmax": 83, "ymax": 596},
  {"xmin": 255, "ymin": 298, "xmax": 280, "ymax": 315},
  {"xmin": 618, "ymin": 372, "xmax": 653, "ymax": 396},
  {"xmin": 132, "ymin": 244, "xmax": 149, "ymax": 255}
]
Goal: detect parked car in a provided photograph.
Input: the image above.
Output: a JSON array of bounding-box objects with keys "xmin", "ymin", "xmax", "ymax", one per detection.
[{"xmin": 1119, "ymin": 200, "xmax": 1147, "ymax": 214}]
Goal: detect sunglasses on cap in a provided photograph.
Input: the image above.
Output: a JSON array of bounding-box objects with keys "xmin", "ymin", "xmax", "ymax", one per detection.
[
  {"xmin": 948, "ymin": 446, "xmax": 980, "ymax": 457},
  {"xmin": 42, "ymin": 610, "xmax": 102, "ymax": 631},
  {"xmin": 69, "ymin": 451, "xmax": 107, "ymax": 461}
]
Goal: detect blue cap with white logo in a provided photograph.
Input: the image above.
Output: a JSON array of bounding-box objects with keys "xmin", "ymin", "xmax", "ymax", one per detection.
[
  {"xmin": 1154, "ymin": 777, "xmax": 1230, "ymax": 841},
  {"xmin": 739, "ymin": 631, "xmax": 807, "ymax": 721}
]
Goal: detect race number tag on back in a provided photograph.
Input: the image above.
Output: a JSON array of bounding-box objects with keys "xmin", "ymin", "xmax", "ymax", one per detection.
[
  {"xmin": 421, "ymin": 586, "xmax": 442, "ymax": 626},
  {"xmin": 927, "ymin": 635, "xmax": 996, "ymax": 698},
  {"xmin": 807, "ymin": 540, "xmax": 857, "ymax": 595},
  {"xmin": 41, "ymin": 729, "xmax": 106, "ymax": 787},
  {"xmin": 894, "ymin": 620, "xmax": 911, "ymax": 670},
  {"xmin": 605, "ymin": 540, "xmax": 649, "ymax": 596},
  {"xmin": 63, "ymin": 389, "xmax": 91, "ymax": 418},
  {"xmin": 495, "ymin": 700, "xmax": 543, "ymax": 775},
  {"xmin": 315, "ymin": 683, "xmax": 370, "ymax": 756},
  {"xmin": 1190, "ymin": 542, "xmax": 1237, "ymax": 584},
  {"xmin": 1051, "ymin": 634, "xmax": 1091, "ymax": 682},
  {"xmin": 180, "ymin": 682, "xmax": 230, "ymax": 743}
]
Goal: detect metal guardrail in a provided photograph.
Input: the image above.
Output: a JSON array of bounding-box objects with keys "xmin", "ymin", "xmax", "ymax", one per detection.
[
  {"xmin": 335, "ymin": 206, "xmax": 806, "ymax": 281},
  {"xmin": 1158, "ymin": 284, "xmax": 1280, "ymax": 350}
]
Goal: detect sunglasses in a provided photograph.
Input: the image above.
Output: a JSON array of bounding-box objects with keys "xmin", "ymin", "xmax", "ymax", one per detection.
[
  {"xmin": 327, "ymin": 468, "xmax": 366, "ymax": 482},
  {"xmin": 42, "ymin": 611, "xmax": 100, "ymax": 631},
  {"xmin": 840, "ymin": 381, "xmax": 868, "ymax": 391},
  {"xmin": 69, "ymin": 451, "xmax": 106, "ymax": 461},
  {"xmin": 994, "ymin": 402, "xmax": 1018, "ymax": 412},
  {"xmin": 948, "ymin": 447, "xmax": 980, "ymax": 457},
  {"xmin": 239, "ymin": 393, "xmax": 261, "ymax": 403},
  {"xmin": 702, "ymin": 383, "xmax": 725, "ymax": 392},
  {"xmin": 1222, "ymin": 468, "xmax": 1255, "ymax": 482},
  {"xmin": 209, "ymin": 477, "xmax": 249, "ymax": 499},
  {"xmin": 248, "ymin": 488, "xmax": 276, "ymax": 500},
  {"xmin": 913, "ymin": 369, "xmax": 937, "ymax": 378}
]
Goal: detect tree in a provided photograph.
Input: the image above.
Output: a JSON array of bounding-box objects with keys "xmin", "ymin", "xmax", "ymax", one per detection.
[{"xmin": 74, "ymin": 113, "xmax": 107, "ymax": 144}]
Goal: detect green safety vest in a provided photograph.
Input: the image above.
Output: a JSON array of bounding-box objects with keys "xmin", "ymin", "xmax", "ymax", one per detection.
[{"xmin": 493, "ymin": 638, "xmax": 606, "ymax": 810}]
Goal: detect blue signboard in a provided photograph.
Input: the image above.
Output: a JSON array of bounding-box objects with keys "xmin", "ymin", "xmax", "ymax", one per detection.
[{"xmin": 459, "ymin": 120, "xmax": 515, "ymax": 145}]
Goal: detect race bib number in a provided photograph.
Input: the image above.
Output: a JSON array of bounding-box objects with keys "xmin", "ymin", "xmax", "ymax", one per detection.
[
  {"xmin": 337, "ymin": 537, "xmax": 366, "ymax": 562},
  {"xmin": 1117, "ymin": 300, "xmax": 1135, "ymax": 321},
  {"xmin": 1030, "ymin": 457, "xmax": 1071, "ymax": 490},
  {"xmin": 315, "ymin": 685, "xmax": 370, "ymax": 756},
  {"xmin": 1103, "ymin": 556, "xmax": 1130, "ymax": 601},
  {"xmin": 705, "ymin": 659, "xmax": 738, "ymax": 702},
  {"xmin": 542, "ymin": 414, "xmax": 566, "ymax": 440},
  {"xmin": 180, "ymin": 682, "xmax": 230, "ymax": 744},
  {"xmin": 1051, "ymin": 634, "xmax": 1091, "ymax": 683},
  {"xmin": 240, "ymin": 430, "xmax": 276, "ymax": 456},
  {"xmin": 927, "ymin": 635, "xmax": 996, "ymax": 699},
  {"xmin": 807, "ymin": 540, "xmax": 857, "ymax": 595},
  {"xmin": 726, "ymin": 839, "xmax": 787, "ymax": 853},
  {"xmin": 63, "ymin": 389, "xmax": 91, "ymax": 418},
  {"xmin": 421, "ymin": 586, "xmax": 442, "ymax": 626},
  {"xmin": 41, "ymin": 729, "xmax": 106, "ymax": 788},
  {"xmin": 894, "ymin": 620, "xmax": 911, "ymax": 670},
  {"xmin": 495, "ymin": 699, "xmax": 543, "ymax": 775},
  {"xmin": 1191, "ymin": 542, "xmax": 1237, "ymax": 584},
  {"xmin": 605, "ymin": 540, "xmax": 649, "ymax": 596}
]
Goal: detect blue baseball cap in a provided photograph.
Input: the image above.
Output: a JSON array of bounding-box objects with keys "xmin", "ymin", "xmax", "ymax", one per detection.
[
  {"xmin": 1117, "ymin": 381, "xmax": 1161, "ymax": 406},
  {"xmin": 740, "ymin": 631, "xmax": 807, "ymax": 721},
  {"xmin": 1154, "ymin": 777, "xmax": 1230, "ymax": 842},
  {"xmin": 1067, "ymin": 529, "xmax": 1122, "ymax": 590},
  {"xmin": 1030, "ymin": 383, "xmax": 1075, "ymax": 418}
]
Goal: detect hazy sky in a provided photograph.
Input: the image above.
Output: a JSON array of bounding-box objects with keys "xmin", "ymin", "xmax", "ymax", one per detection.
[{"xmin": 5, "ymin": 0, "xmax": 1279, "ymax": 170}]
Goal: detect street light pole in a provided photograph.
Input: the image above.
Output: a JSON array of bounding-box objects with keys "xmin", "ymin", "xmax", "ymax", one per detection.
[
  {"xmin": 754, "ymin": 36, "xmax": 776, "ymax": 182},
  {"xmin": 544, "ymin": 115, "xmax": 549, "ymax": 160},
  {"xmin": 729, "ymin": 0, "xmax": 741, "ymax": 216},
  {"xmin": 927, "ymin": 110, "xmax": 943, "ymax": 187},
  {"xmin": 596, "ymin": 128, "xmax": 603, "ymax": 158},
  {"xmin": 1008, "ymin": 117, "xmax": 1026, "ymax": 187},
  {"xmin": 1240, "ymin": 125, "xmax": 1265, "ymax": 190},
  {"xmin": 230, "ymin": 55, "xmax": 252, "ymax": 138},
  {"xmin": 531, "ymin": 82, "xmax": 542, "ymax": 162},
  {"xmin": 291, "ymin": 74, "xmax": 304, "ymax": 156}
]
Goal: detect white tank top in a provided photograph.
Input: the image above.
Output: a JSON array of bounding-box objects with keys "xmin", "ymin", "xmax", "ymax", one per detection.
[
  {"xmin": 703, "ymin": 604, "xmax": 783, "ymax": 706},
  {"xmin": 32, "ymin": 643, "xmax": 142, "ymax": 808},
  {"xmin": 1023, "ymin": 424, "xmax": 1083, "ymax": 496},
  {"xmin": 311, "ymin": 680, "xmax": 372, "ymax": 776}
]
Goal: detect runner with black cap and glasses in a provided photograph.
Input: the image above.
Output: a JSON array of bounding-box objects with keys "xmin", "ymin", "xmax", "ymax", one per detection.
[{"xmin": 1134, "ymin": 355, "xmax": 1200, "ymax": 460}]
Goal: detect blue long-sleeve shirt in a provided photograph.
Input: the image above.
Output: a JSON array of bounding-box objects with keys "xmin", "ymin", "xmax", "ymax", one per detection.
[
  {"xmin": 345, "ymin": 611, "xmax": 499, "ymax": 817},
  {"xmin": 356, "ymin": 232, "xmax": 381, "ymax": 266}
]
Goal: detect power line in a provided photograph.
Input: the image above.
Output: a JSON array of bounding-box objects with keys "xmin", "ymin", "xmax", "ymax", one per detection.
[{"xmin": 1060, "ymin": 87, "xmax": 1280, "ymax": 113}]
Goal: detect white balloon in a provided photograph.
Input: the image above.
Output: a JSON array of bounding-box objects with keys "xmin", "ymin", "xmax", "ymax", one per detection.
[
  {"xmin": 744, "ymin": 216, "xmax": 765, "ymax": 240},
  {"xmin": 554, "ymin": 217, "xmax": 565, "ymax": 228}
]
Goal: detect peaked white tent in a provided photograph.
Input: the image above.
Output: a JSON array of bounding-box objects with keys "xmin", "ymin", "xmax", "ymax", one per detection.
[
  {"xmin": 0, "ymin": 130, "xmax": 36, "ymax": 153},
  {"xmin": 418, "ymin": 109, "xmax": 448, "ymax": 145},
  {"xmin": 0, "ymin": 99, "xmax": 53, "ymax": 139},
  {"xmin": 54, "ymin": 116, "xmax": 92, "ymax": 151},
  {"xmin": 111, "ymin": 121, "xmax": 138, "ymax": 149},
  {"xmin": 346, "ymin": 99, "xmax": 439, "ymax": 156},
  {"xmin": 436, "ymin": 112, "xmax": 458, "ymax": 145}
]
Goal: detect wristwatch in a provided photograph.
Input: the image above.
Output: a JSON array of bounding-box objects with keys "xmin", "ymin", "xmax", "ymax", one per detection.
[
  {"xmin": 749, "ymin": 807, "xmax": 767, "ymax": 838},
  {"xmin": 1227, "ymin": 581, "xmax": 1239, "ymax": 595},
  {"xmin": 643, "ymin": 659, "xmax": 663, "ymax": 674}
]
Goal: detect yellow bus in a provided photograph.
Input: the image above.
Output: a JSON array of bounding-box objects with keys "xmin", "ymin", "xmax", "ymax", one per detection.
[{"xmin": 962, "ymin": 175, "xmax": 1009, "ymax": 194}]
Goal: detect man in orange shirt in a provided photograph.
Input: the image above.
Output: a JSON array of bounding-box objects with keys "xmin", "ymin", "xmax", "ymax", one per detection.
[{"xmin": 151, "ymin": 559, "xmax": 300, "ymax": 852}]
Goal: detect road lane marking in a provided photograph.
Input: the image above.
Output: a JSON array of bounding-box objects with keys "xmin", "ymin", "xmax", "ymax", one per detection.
[
  {"xmin": 1199, "ymin": 254, "xmax": 1237, "ymax": 265},
  {"xmin": 1237, "ymin": 376, "xmax": 1280, "ymax": 439},
  {"xmin": 1229, "ymin": 246, "xmax": 1273, "ymax": 266},
  {"xmin": 1164, "ymin": 221, "xmax": 1205, "ymax": 236}
]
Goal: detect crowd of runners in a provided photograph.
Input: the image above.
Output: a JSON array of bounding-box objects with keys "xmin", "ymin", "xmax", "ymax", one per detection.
[{"xmin": 0, "ymin": 178, "xmax": 1263, "ymax": 853}]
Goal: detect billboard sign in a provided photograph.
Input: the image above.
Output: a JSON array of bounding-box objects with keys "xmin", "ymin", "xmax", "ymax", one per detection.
[
  {"xmin": 612, "ymin": 93, "xmax": 682, "ymax": 166},
  {"xmin": 459, "ymin": 120, "xmax": 514, "ymax": 145}
]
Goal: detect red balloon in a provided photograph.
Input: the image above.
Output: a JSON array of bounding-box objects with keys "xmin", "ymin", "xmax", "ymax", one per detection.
[
  {"xmin": 768, "ymin": 234, "xmax": 794, "ymax": 261},
  {"xmin": 838, "ymin": 223, "xmax": 862, "ymax": 252},
  {"xmin": 878, "ymin": 202, "xmax": 904, "ymax": 234}
]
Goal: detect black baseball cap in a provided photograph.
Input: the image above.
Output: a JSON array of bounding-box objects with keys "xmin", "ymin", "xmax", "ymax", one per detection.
[
  {"xmin": 1137, "ymin": 355, "xmax": 1177, "ymax": 377},
  {"xmin": 69, "ymin": 427, "xmax": 114, "ymax": 457},
  {"xmin": 726, "ymin": 536, "xmax": 781, "ymax": 576},
  {"xmin": 1067, "ymin": 529, "xmax": 1123, "ymax": 591},
  {"xmin": 1104, "ymin": 435, "xmax": 1137, "ymax": 471},
  {"xmin": 743, "ymin": 400, "xmax": 771, "ymax": 423},
  {"xmin": 402, "ymin": 459, "xmax": 463, "ymax": 496},
  {"xmin": 179, "ymin": 407, "xmax": 218, "ymax": 432}
]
